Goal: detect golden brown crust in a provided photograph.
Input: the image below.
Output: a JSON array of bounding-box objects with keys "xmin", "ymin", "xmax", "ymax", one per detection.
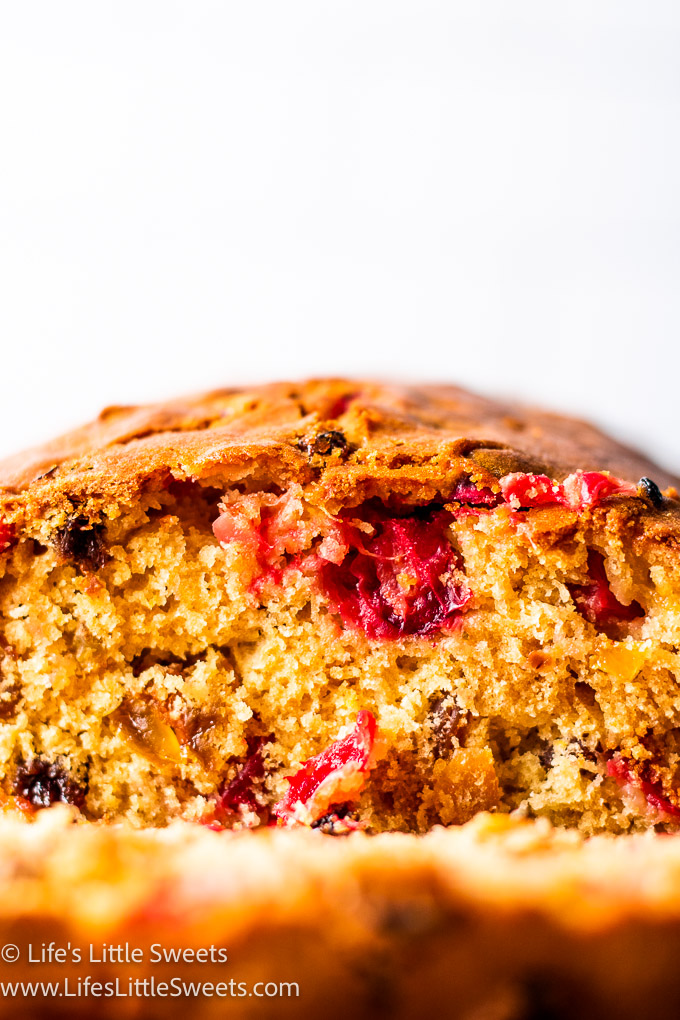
[{"xmin": 0, "ymin": 379, "xmax": 678, "ymax": 537}]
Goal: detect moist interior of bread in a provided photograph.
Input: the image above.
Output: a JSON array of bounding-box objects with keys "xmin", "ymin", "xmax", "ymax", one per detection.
[{"xmin": 1, "ymin": 481, "xmax": 679, "ymax": 835}]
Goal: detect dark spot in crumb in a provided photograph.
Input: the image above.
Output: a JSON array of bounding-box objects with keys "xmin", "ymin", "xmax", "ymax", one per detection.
[
  {"xmin": 395, "ymin": 655, "xmax": 420, "ymax": 673},
  {"xmin": 301, "ymin": 430, "xmax": 349, "ymax": 458},
  {"xmin": 638, "ymin": 477, "xmax": 665, "ymax": 509},
  {"xmin": 296, "ymin": 602, "xmax": 313, "ymax": 623},
  {"xmin": 568, "ymin": 737, "xmax": 599, "ymax": 764},
  {"xmin": 427, "ymin": 694, "xmax": 467, "ymax": 758},
  {"xmin": 54, "ymin": 516, "xmax": 107, "ymax": 571},
  {"xmin": 130, "ymin": 649, "xmax": 207, "ymax": 678},
  {"xmin": 574, "ymin": 681, "xmax": 598, "ymax": 710},
  {"xmin": 310, "ymin": 803, "xmax": 357, "ymax": 835},
  {"xmin": 165, "ymin": 480, "xmax": 225, "ymax": 512},
  {"xmin": 0, "ymin": 678, "xmax": 21, "ymax": 721},
  {"xmin": 410, "ymin": 502, "xmax": 447, "ymax": 521},
  {"xmin": 379, "ymin": 788, "xmax": 395, "ymax": 812},
  {"xmin": 538, "ymin": 742, "xmax": 554, "ymax": 769},
  {"xmin": 14, "ymin": 758, "xmax": 86, "ymax": 810}
]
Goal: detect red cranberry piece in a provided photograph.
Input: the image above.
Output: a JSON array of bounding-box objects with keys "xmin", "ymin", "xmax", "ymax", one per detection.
[
  {"xmin": 326, "ymin": 393, "xmax": 358, "ymax": 419},
  {"xmin": 498, "ymin": 470, "xmax": 636, "ymax": 512},
  {"xmin": 562, "ymin": 471, "xmax": 636, "ymax": 508},
  {"xmin": 273, "ymin": 710, "xmax": 377, "ymax": 825},
  {"xmin": 0, "ymin": 522, "xmax": 14, "ymax": 554},
  {"xmin": 569, "ymin": 551, "xmax": 644, "ymax": 629},
  {"xmin": 321, "ymin": 508, "xmax": 470, "ymax": 640},
  {"xmin": 500, "ymin": 473, "xmax": 565, "ymax": 509},
  {"xmin": 451, "ymin": 479, "xmax": 499, "ymax": 506},
  {"xmin": 213, "ymin": 499, "xmax": 288, "ymax": 593},
  {"xmin": 607, "ymin": 755, "xmax": 680, "ymax": 820},
  {"xmin": 216, "ymin": 736, "xmax": 268, "ymax": 817}
]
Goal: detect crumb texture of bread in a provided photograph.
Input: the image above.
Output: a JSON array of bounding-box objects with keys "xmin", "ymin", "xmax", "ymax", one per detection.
[{"xmin": 1, "ymin": 380, "xmax": 680, "ymax": 836}]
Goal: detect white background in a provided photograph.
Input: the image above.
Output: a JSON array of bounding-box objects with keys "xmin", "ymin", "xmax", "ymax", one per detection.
[{"xmin": 1, "ymin": 2, "xmax": 678, "ymax": 471}]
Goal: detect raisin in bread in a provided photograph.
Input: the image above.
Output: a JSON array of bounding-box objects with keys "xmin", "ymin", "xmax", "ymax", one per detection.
[{"xmin": 0, "ymin": 379, "xmax": 679, "ymax": 834}]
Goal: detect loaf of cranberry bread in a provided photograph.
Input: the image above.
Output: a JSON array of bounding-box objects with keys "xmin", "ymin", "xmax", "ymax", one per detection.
[{"xmin": 1, "ymin": 379, "xmax": 679, "ymax": 834}]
